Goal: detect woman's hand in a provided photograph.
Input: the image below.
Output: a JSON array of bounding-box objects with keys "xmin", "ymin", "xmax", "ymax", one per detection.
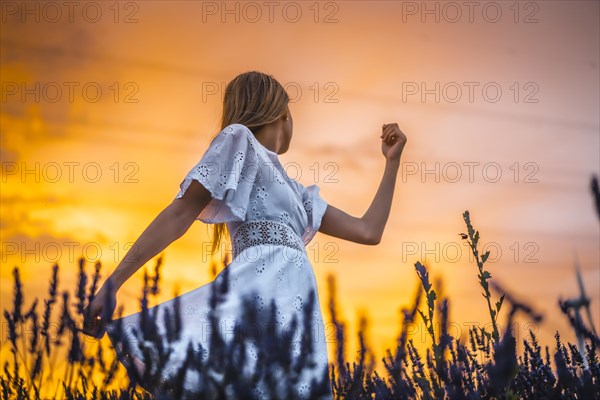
[
  {"xmin": 380, "ymin": 123, "xmax": 407, "ymax": 162},
  {"xmin": 82, "ymin": 281, "xmax": 117, "ymax": 339}
]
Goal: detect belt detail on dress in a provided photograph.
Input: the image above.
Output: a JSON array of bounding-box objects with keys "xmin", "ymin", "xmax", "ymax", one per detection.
[{"xmin": 231, "ymin": 220, "xmax": 304, "ymax": 260}]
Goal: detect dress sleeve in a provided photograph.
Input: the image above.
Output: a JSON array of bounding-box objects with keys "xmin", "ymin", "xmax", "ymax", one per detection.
[
  {"xmin": 174, "ymin": 124, "xmax": 260, "ymax": 223},
  {"xmin": 299, "ymin": 183, "xmax": 329, "ymax": 245}
]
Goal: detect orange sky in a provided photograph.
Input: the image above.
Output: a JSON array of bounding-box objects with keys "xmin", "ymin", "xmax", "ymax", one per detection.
[{"xmin": 1, "ymin": 1, "xmax": 599, "ymax": 375}]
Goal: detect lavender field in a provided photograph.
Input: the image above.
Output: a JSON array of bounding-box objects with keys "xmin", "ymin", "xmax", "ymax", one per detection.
[{"xmin": 2, "ymin": 177, "xmax": 599, "ymax": 399}]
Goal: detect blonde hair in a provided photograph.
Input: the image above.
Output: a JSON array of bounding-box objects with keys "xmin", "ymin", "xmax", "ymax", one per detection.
[{"xmin": 210, "ymin": 71, "xmax": 289, "ymax": 256}]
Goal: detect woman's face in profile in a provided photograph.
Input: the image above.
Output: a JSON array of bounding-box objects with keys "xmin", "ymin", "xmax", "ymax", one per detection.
[{"xmin": 281, "ymin": 105, "xmax": 293, "ymax": 153}]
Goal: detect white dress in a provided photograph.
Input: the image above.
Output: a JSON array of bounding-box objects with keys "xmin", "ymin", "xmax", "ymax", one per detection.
[{"xmin": 106, "ymin": 123, "xmax": 333, "ymax": 399}]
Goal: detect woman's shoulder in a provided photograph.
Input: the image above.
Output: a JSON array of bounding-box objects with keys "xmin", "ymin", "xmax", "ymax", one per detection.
[
  {"xmin": 221, "ymin": 123, "xmax": 253, "ymax": 137},
  {"xmin": 219, "ymin": 123, "xmax": 266, "ymax": 155},
  {"xmin": 207, "ymin": 123, "xmax": 254, "ymax": 151}
]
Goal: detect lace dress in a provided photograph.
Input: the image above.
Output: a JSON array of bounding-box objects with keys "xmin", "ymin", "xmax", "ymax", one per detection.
[{"xmin": 106, "ymin": 123, "xmax": 333, "ymax": 399}]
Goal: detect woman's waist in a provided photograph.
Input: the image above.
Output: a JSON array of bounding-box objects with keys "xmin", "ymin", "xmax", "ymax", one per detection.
[{"xmin": 230, "ymin": 220, "xmax": 304, "ymax": 259}]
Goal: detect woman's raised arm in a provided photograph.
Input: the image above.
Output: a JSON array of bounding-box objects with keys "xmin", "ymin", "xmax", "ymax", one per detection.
[{"xmin": 318, "ymin": 123, "xmax": 407, "ymax": 245}]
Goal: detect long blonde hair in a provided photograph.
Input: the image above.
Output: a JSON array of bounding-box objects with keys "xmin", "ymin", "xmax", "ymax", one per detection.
[{"xmin": 210, "ymin": 71, "xmax": 290, "ymax": 256}]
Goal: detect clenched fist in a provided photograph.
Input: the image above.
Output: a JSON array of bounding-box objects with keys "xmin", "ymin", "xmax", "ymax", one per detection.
[{"xmin": 380, "ymin": 123, "xmax": 407, "ymax": 162}]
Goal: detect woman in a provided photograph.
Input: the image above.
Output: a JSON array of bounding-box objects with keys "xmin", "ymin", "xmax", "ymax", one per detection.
[{"xmin": 82, "ymin": 71, "xmax": 406, "ymax": 399}]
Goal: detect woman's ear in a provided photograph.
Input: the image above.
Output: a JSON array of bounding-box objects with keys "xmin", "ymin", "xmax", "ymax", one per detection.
[{"xmin": 282, "ymin": 104, "xmax": 291, "ymax": 121}]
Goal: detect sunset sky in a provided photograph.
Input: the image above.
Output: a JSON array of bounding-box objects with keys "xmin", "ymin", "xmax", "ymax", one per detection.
[{"xmin": 1, "ymin": 1, "xmax": 599, "ymax": 374}]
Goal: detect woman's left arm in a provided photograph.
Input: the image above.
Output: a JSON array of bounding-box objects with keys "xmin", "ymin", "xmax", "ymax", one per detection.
[{"xmin": 319, "ymin": 123, "xmax": 407, "ymax": 245}]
